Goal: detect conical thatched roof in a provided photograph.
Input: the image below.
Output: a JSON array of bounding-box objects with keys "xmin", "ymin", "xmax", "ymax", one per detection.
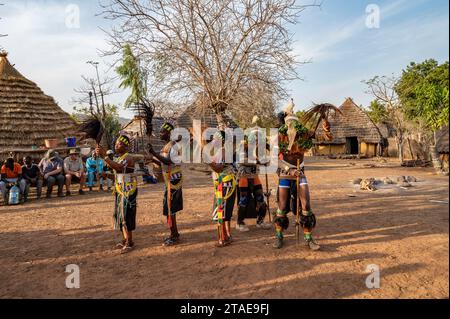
[
  {"xmin": 315, "ymin": 98, "xmax": 383, "ymax": 144},
  {"xmin": 0, "ymin": 52, "xmax": 76, "ymax": 150}
]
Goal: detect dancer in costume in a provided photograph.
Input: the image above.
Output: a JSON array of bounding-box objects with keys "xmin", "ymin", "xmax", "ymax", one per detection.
[
  {"xmin": 96, "ymin": 134, "xmax": 138, "ymax": 254},
  {"xmin": 209, "ymin": 130, "xmax": 238, "ymax": 247},
  {"xmin": 236, "ymin": 116, "xmax": 272, "ymax": 231},
  {"xmin": 148, "ymin": 122, "xmax": 183, "ymax": 246},
  {"xmin": 273, "ymin": 100, "xmax": 336, "ymax": 250}
]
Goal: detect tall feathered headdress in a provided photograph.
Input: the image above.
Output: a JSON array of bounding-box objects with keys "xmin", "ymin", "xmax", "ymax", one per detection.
[
  {"xmin": 301, "ymin": 103, "xmax": 342, "ymax": 133},
  {"xmin": 131, "ymin": 102, "xmax": 155, "ymax": 138},
  {"xmin": 78, "ymin": 115, "xmax": 104, "ymax": 145}
]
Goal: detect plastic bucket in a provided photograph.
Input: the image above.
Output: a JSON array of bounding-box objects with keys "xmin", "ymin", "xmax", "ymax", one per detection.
[{"xmin": 65, "ymin": 137, "xmax": 77, "ymax": 147}]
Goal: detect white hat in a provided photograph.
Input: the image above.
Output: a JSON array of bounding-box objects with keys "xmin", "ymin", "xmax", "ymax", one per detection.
[
  {"xmin": 283, "ymin": 98, "xmax": 298, "ymax": 123},
  {"xmin": 283, "ymin": 98, "xmax": 295, "ymax": 115}
]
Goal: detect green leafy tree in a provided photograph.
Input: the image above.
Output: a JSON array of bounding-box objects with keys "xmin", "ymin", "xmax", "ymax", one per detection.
[
  {"xmin": 395, "ymin": 60, "xmax": 449, "ymax": 171},
  {"xmin": 395, "ymin": 59, "xmax": 449, "ymax": 131},
  {"xmin": 116, "ymin": 44, "xmax": 154, "ymax": 146},
  {"xmin": 116, "ymin": 44, "xmax": 149, "ymax": 108},
  {"xmin": 366, "ymin": 100, "xmax": 389, "ymax": 124}
]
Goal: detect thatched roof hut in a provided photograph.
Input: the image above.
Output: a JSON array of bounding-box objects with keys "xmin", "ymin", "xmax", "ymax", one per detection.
[
  {"xmin": 314, "ymin": 98, "xmax": 383, "ymax": 156},
  {"xmin": 121, "ymin": 115, "xmax": 166, "ymax": 152},
  {"xmin": 0, "ymin": 52, "xmax": 76, "ymax": 151}
]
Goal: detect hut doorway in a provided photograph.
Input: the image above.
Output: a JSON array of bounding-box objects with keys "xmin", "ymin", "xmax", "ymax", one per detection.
[{"xmin": 346, "ymin": 137, "xmax": 359, "ymax": 154}]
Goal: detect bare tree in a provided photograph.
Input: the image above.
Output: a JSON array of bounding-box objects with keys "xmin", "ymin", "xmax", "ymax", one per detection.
[
  {"xmin": 72, "ymin": 71, "xmax": 120, "ymax": 149},
  {"xmin": 72, "ymin": 75, "xmax": 117, "ymax": 114},
  {"xmin": 363, "ymin": 75, "xmax": 409, "ymax": 163},
  {"xmin": 100, "ymin": 0, "xmax": 318, "ymax": 126},
  {"xmin": 152, "ymin": 99, "xmax": 184, "ymax": 120},
  {"xmin": 228, "ymin": 82, "xmax": 278, "ymax": 127}
]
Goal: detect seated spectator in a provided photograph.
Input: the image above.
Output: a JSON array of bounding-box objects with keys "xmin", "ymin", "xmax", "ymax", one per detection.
[
  {"xmin": 38, "ymin": 150, "xmax": 65, "ymax": 198},
  {"xmin": 101, "ymin": 150, "xmax": 115, "ymax": 192},
  {"xmin": 22, "ymin": 156, "xmax": 43, "ymax": 200},
  {"xmin": 64, "ymin": 148, "xmax": 86, "ymax": 196},
  {"xmin": 0, "ymin": 157, "xmax": 27, "ymax": 204},
  {"xmin": 138, "ymin": 162, "xmax": 157, "ymax": 184},
  {"xmin": 86, "ymin": 151, "xmax": 105, "ymax": 192}
]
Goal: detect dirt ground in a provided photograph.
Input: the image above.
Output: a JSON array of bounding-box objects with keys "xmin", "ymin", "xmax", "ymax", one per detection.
[{"xmin": 0, "ymin": 157, "xmax": 448, "ymax": 299}]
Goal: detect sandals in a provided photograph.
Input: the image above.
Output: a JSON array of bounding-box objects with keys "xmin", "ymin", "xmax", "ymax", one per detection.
[
  {"xmin": 120, "ymin": 244, "xmax": 134, "ymax": 254},
  {"xmin": 114, "ymin": 239, "xmax": 126, "ymax": 250},
  {"xmin": 115, "ymin": 243, "xmax": 125, "ymax": 250},
  {"xmin": 163, "ymin": 236, "xmax": 180, "ymax": 246},
  {"xmin": 215, "ymin": 237, "xmax": 232, "ymax": 248},
  {"xmin": 115, "ymin": 240, "xmax": 134, "ymax": 252}
]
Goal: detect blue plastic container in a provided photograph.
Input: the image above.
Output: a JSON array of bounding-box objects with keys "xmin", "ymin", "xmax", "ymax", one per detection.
[
  {"xmin": 8, "ymin": 185, "xmax": 20, "ymax": 205},
  {"xmin": 66, "ymin": 137, "xmax": 76, "ymax": 147}
]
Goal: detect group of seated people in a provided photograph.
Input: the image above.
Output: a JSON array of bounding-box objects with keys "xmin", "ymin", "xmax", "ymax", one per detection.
[{"xmin": 0, "ymin": 148, "xmax": 116, "ymax": 205}]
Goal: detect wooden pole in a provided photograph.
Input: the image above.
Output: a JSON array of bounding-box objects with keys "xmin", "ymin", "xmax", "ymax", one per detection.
[
  {"xmin": 167, "ymin": 165, "xmax": 172, "ymax": 229},
  {"xmin": 265, "ymin": 165, "xmax": 272, "ymax": 223},
  {"xmin": 296, "ymin": 159, "xmax": 301, "ymax": 245}
]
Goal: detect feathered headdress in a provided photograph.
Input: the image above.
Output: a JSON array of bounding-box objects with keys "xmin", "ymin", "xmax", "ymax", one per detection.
[
  {"xmin": 301, "ymin": 103, "xmax": 342, "ymax": 132},
  {"xmin": 131, "ymin": 102, "xmax": 155, "ymax": 137},
  {"xmin": 78, "ymin": 116, "xmax": 104, "ymax": 145}
]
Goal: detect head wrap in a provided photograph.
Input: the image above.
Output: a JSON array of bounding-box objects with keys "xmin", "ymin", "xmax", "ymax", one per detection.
[
  {"xmin": 118, "ymin": 134, "xmax": 130, "ymax": 146},
  {"xmin": 161, "ymin": 122, "xmax": 174, "ymax": 133}
]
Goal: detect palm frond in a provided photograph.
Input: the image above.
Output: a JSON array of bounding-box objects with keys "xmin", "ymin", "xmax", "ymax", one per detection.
[
  {"xmin": 302, "ymin": 103, "xmax": 342, "ymax": 132},
  {"xmin": 131, "ymin": 102, "xmax": 155, "ymax": 137}
]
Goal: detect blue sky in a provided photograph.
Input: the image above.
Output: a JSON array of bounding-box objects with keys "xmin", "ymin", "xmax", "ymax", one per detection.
[{"xmin": 0, "ymin": 0, "xmax": 448, "ymax": 118}]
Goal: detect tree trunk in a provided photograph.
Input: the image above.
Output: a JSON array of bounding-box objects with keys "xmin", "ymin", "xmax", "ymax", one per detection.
[
  {"xmin": 215, "ymin": 112, "xmax": 226, "ymax": 129},
  {"xmin": 430, "ymin": 131, "xmax": 442, "ymax": 174},
  {"xmin": 407, "ymin": 137, "xmax": 415, "ymax": 160},
  {"xmin": 397, "ymin": 135, "xmax": 404, "ymax": 163},
  {"xmin": 213, "ymin": 102, "xmax": 229, "ymax": 129}
]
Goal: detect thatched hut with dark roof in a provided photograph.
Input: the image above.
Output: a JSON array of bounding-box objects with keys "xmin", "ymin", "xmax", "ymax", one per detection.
[
  {"xmin": 314, "ymin": 98, "xmax": 383, "ymax": 157},
  {"xmin": 0, "ymin": 52, "xmax": 76, "ymax": 154}
]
